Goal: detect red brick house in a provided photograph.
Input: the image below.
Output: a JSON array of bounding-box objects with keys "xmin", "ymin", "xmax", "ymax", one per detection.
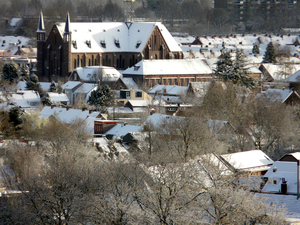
[{"xmin": 36, "ymin": 12, "xmax": 183, "ymax": 82}]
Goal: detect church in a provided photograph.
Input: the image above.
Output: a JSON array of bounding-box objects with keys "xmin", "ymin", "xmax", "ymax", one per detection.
[{"xmin": 36, "ymin": 12, "xmax": 183, "ymax": 82}]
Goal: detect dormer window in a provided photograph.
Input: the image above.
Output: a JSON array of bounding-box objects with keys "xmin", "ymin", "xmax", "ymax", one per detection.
[
  {"xmin": 134, "ymin": 66, "xmax": 140, "ymax": 71},
  {"xmin": 117, "ymin": 29, "xmax": 120, "ymax": 32},
  {"xmin": 136, "ymin": 40, "xmax": 141, "ymax": 48},
  {"xmin": 100, "ymin": 40, "xmax": 106, "ymax": 48},
  {"xmin": 115, "ymin": 39, "xmax": 120, "ymax": 48},
  {"xmin": 86, "ymin": 40, "xmax": 91, "ymax": 48},
  {"xmin": 72, "ymin": 40, "xmax": 77, "ymax": 49}
]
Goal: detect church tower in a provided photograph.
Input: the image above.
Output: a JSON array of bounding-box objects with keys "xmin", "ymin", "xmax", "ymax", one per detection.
[
  {"xmin": 62, "ymin": 12, "xmax": 72, "ymax": 78},
  {"xmin": 36, "ymin": 11, "xmax": 45, "ymax": 79}
]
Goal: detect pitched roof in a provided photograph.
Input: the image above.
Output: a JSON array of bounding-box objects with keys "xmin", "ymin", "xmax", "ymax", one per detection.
[
  {"xmin": 187, "ymin": 82, "xmax": 210, "ymax": 98},
  {"xmin": 40, "ymin": 106, "xmax": 101, "ymax": 123},
  {"xmin": 123, "ymin": 58, "xmax": 212, "ymax": 76},
  {"xmin": 105, "ymin": 124, "xmax": 141, "ymax": 138},
  {"xmin": 285, "ymin": 70, "xmax": 300, "ymax": 82},
  {"xmin": 62, "ymin": 81, "xmax": 82, "ymax": 90},
  {"xmin": 11, "ymin": 90, "xmax": 40, "ymax": 108},
  {"xmin": 47, "ymin": 92, "xmax": 69, "ymax": 103},
  {"xmin": 221, "ymin": 150, "xmax": 274, "ymax": 171},
  {"xmin": 264, "ymin": 89, "xmax": 299, "ymax": 103},
  {"xmin": 74, "ymin": 66, "xmax": 121, "ymax": 82},
  {"xmin": 148, "ymin": 85, "xmax": 188, "ymax": 96},
  {"xmin": 55, "ymin": 22, "xmax": 182, "ymax": 53}
]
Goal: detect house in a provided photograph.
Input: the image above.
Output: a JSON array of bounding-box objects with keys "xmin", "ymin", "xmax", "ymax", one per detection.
[
  {"xmin": 17, "ymin": 81, "xmax": 57, "ymax": 92},
  {"xmin": 124, "ymin": 100, "xmax": 165, "ymax": 113},
  {"xmin": 10, "ymin": 90, "xmax": 40, "ymax": 109},
  {"xmin": 122, "ymin": 58, "xmax": 213, "ymax": 88},
  {"xmin": 70, "ymin": 66, "xmax": 121, "ymax": 85},
  {"xmin": 186, "ymin": 82, "xmax": 211, "ymax": 99},
  {"xmin": 262, "ymin": 161, "xmax": 298, "ymax": 195},
  {"xmin": 104, "ymin": 124, "xmax": 141, "ymax": 140},
  {"xmin": 117, "ymin": 89, "xmax": 152, "ymax": 105},
  {"xmin": 264, "ymin": 88, "xmax": 300, "ymax": 105},
  {"xmin": 259, "ymin": 63, "xmax": 300, "ymax": 82},
  {"xmin": 148, "ymin": 84, "xmax": 188, "ymax": 104},
  {"xmin": 94, "ymin": 120, "xmax": 118, "ymax": 135},
  {"xmin": 62, "ymin": 81, "xmax": 98, "ymax": 105},
  {"xmin": 36, "ymin": 11, "xmax": 183, "ymax": 81},
  {"xmin": 47, "ymin": 92, "xmax": 70, "ymax": 106},
  {"xmin": 220, "ymin": 150, "xmax": 274, "ymax": 177}
]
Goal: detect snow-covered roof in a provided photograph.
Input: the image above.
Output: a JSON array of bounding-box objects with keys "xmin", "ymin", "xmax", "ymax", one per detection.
[
  {"xmin": 47, "ymin": 92, "xmax": 69, "ymax": 103},
  {"xmin": 62, "ymin": 81, "xmax": 82, "ymax": 90},
  {"xmin": 143, "ymin": 114, "xmax": 184, "ymax": 128},
  {"xmin": 56, "ymin": 22, "xmax": 182, "ymax": 53},
  {"xmin": 148, "ymin": 85, "xmax": 188, "ymax": 96},
  {"xmin": 285, "ymin": 70, "xmax": 300, "ymax": 83},
  {"xmin": 73, "ymin": 83, "xmax": 98, "ymax": 94},
  {"xmin": 126, "ymin": 99, "xmax": 164, "ymax": 107},
  {"xmin": 74, "ymin": 66, "xmax": 121, "ymax": 82},
  {"xmin": 279, "ymin": 152, "xmax": 300, "ymax": 161},
  {"xmin": 221, "ymin": 150, "xmax": 274, "ymax": 171},
  {"xmin": 262, "ymin": 63, "xmax": 300, "ymax": 81},
  {"xmin": 123, "ymin": 59, "xmax": 212, "ymax": 76},
  {"xmin": 120, "ymin": 77, "xmax": 138, "ymax": 89},
  {"xmin": 105, "ymin": 124, "xmax": 141, "ymax": 138},
  {"xmin": 262, "ymin": 161, "xmax": 297, "ymax": 194},
  {"xmin": 40, "ymin": 106, "xmax": 101, "ymax": 124},
  {"xmin": 264, "ymin": 89, "xmax": 297, "ymax": 103},
  {"xmin": 0, "ymin": 36, "xmax": 31, "ymax": 52},
  {"xmin": 187, "ymin": 82, "xmax": 210, "ymax": 98},
  {"xmin": 10, "ymin": 18, "xmax": 22, "ymax": 27},
  {"xmin": 206, "ymin": 120, "xmax": 229, "ymax": 133},
  {"xmin": 11, "ymin": 90, "xmax": 40, "ymax": 108}
]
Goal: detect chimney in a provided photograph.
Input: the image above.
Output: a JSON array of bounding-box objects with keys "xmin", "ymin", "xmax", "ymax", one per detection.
[
  {"xmin": 98, "ymin": 79, "xmax": 101, "ymax": 87},
  {"xmin": 82, "ymin": 107, "xmax": 85, "ymax": 111},
  {"xmin": 66, "ymin": 106, "xmax": 69, "ymax": 111},
  {"xmin": 89, "ymin": 109, "xmax": 92, "ymax": 114},
  {"xmin": 51, "ymin": 105, "xmax": 54, "ymax": 109}
]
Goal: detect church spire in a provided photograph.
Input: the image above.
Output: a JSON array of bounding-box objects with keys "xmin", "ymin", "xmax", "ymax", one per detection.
[
  {"xmin": 63, "ymin": 12, "xmax": 71, "ymax": 42},
  {"xmin": 64, "ymin": 12, "xmax": 70, "ymax": 34},
  {"xmin": 36, "ymin": 11, "xmax": 45, "ymax": 33}
]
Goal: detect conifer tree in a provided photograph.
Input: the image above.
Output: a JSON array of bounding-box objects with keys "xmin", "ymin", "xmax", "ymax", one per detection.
[
  {"xmin": 26, "ymin": 73, "xmax": 41, "ymax": 93},
  {"xmin": 252, "ymin": 43, "xmax": 260, "ymax": 55},
  {"xmin": 2, "ymin": 63, "xmax": 19, "ymax": 83},
  {"xmin": 48, "ymin": 81, "xmax": 57, "ymax": 92},
  {"xmin": 263, "ymin": 42, "xmax": 277, "ymax": 63},
  {"xmin": 87, "ymin": 84, "xmax": 115, "ymax": 107},
  {"xmin": 214, "ymin": 50, "xmax": 234, "ymax": 82}
]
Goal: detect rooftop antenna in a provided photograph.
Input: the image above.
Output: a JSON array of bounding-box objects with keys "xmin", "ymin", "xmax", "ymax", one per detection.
[{"xmin": 124, "ymin": 0, "xmax": 135, "ymax": 22}]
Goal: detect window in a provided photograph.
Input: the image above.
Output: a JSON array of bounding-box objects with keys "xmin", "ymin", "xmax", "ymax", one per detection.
[
  {"xmin": 185, "ymin": 78, "xmax": 189, "ymax": 86},
  {"xmin": 151, "ymin": 79, "xmax": 155, "ymax": 87},
  {"xmin": 168, "ymin": 79, "xmax": 172, "ymax": 85},
  {"xmin": 273, "ymin": 180, "xmax": 277, "ymax": 185},
  {"xmin": 174, "ymin": 79, "xmax": 178, "ymax": 85},
  {"xmin": 163, "ymin": 79, "xmax": 166, "ymax": 85},
  {"xmin": 180, "ymin": 78, "xmax": 183, "ymax": 86},
  {"xmin": 126, "ymin": 92, "xmax": 130, "ymax": 99},
  {"xmin": 88, "ymin": 59, "xmax": 91, "ymax": 66},
  {"xmin": 135, "ymin": 92, "xmax": 142, "ymax": 97}
]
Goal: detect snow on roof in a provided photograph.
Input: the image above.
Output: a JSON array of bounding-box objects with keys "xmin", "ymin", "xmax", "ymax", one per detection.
[
  {"xmin": 279, "ymin": 152, "xmax": 300, "ymax": 161},
  {"xmin": 206, "ymin": 120, "xmax": 229, "ymax": 133},
  {"xmin": 148, "ymin": 85, "xmax": 188, "ymax": 96},
  {"xmin": 40, "ymin": 106, "xmax": 101, "ymax": 124},
  {"xmin": 62, "ymin": 81, "xmax": 82, "ymax": 90},
  {"xmin": 11, "ymin": 90, "xmax": 40, "ymax": 108},
  {"xmin": 264, "ymin": 89, "xmax": 296, "ymax": 103},
  {"xmin": 120, "ymin": 77, "xmax": 138, "ymax": 89},
  {"xmin": 126, "ymin": 99, "xmax": 164, "ymax": 107},
  {"xmin": 107, "ymin": 106, "xmax": 133, "ymax": 114},
  {"xmin": 221, "ymin": 150, "xmax": 274, "ymax": 171},
  {"xmin": 56, "ymin": 22, "xmax": 182, "ymax": 53},
  {"xmin": 262, "ymin": 161, "xmax": 297, "ymax": 194},
  {"xmin": 105, "ymin": 124, "xmax": 141, "ymax": 138},
  {"xmin": 285, "ymin": 70, "xmax": 300, "ymax": 83},
  {"xmin": 74, "ymin": 66, "xmax": 121, "ymax": 82},
  {"xmin": 187, "ymin": 82, "xmax": 210, "ymax": 98},
  {"xmin": 47, "ymin": 92, "xmax": 69, "ymax": 103},
  {"xmin": 143, "ymin": 114, "xmax": 184, "ymax": 127},
  {"xmin": 262, "ymin": 63, "xmax": 300, "ymax": 81},
  {"xmin": 10, "ymin": 18, "xmax": 22, "ymax": 27},
  {"xmin": 73, "ymin": 83, "xmax": 97, "ymax": 94},
  {"xmin": 123, "ymin": 59, "xmax": 212, "ymax": 76},
  {"xmin": 0, "ymin": 36, "xmax": 30, "ymax": 52}
]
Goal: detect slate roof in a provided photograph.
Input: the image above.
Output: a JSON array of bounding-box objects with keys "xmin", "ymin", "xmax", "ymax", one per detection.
[
  {"xmin": 123, "ymin": 59, "xmax": 212, "ymax": 76},
  {"xmin": 55, "ymin": 22, "xmax": 182, "ymax": 53}
]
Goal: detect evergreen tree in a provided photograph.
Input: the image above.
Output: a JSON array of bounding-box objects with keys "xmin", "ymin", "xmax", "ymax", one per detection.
[
  {"xmin": 41, "ymin": 93, "xmax": 53, "ymax": 106},
  {"xmin": 48, "ymin": 81, "xmax": 57, "ymax": 92},
  {"xmin": 2, "ymin": 63, "xmax": 19, "ymax": 83},
  {"xmin": 233, "ymin": 49, "xmax": 255, "ymax": 89},
  {"xmin": 19, "ymin": 67, "xmax": 29, "ymax": 81},
  {"xmin": 263, "ymin": 42, "xmax": 277, "ymax": 63},
  {"xmin": 252, "ymin": 43, "xmax": 260, "ymax": 55},
  {"xmin": 87, "ymin": 85, "xmax": 115, "ymax": 107},
  {"xmin": 214, "ymin": 50, "xmax": 234, "ymax": 82},
  {"xmin": 26, "ymin": 73, "xmax": 41, "ymax": 93}
]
